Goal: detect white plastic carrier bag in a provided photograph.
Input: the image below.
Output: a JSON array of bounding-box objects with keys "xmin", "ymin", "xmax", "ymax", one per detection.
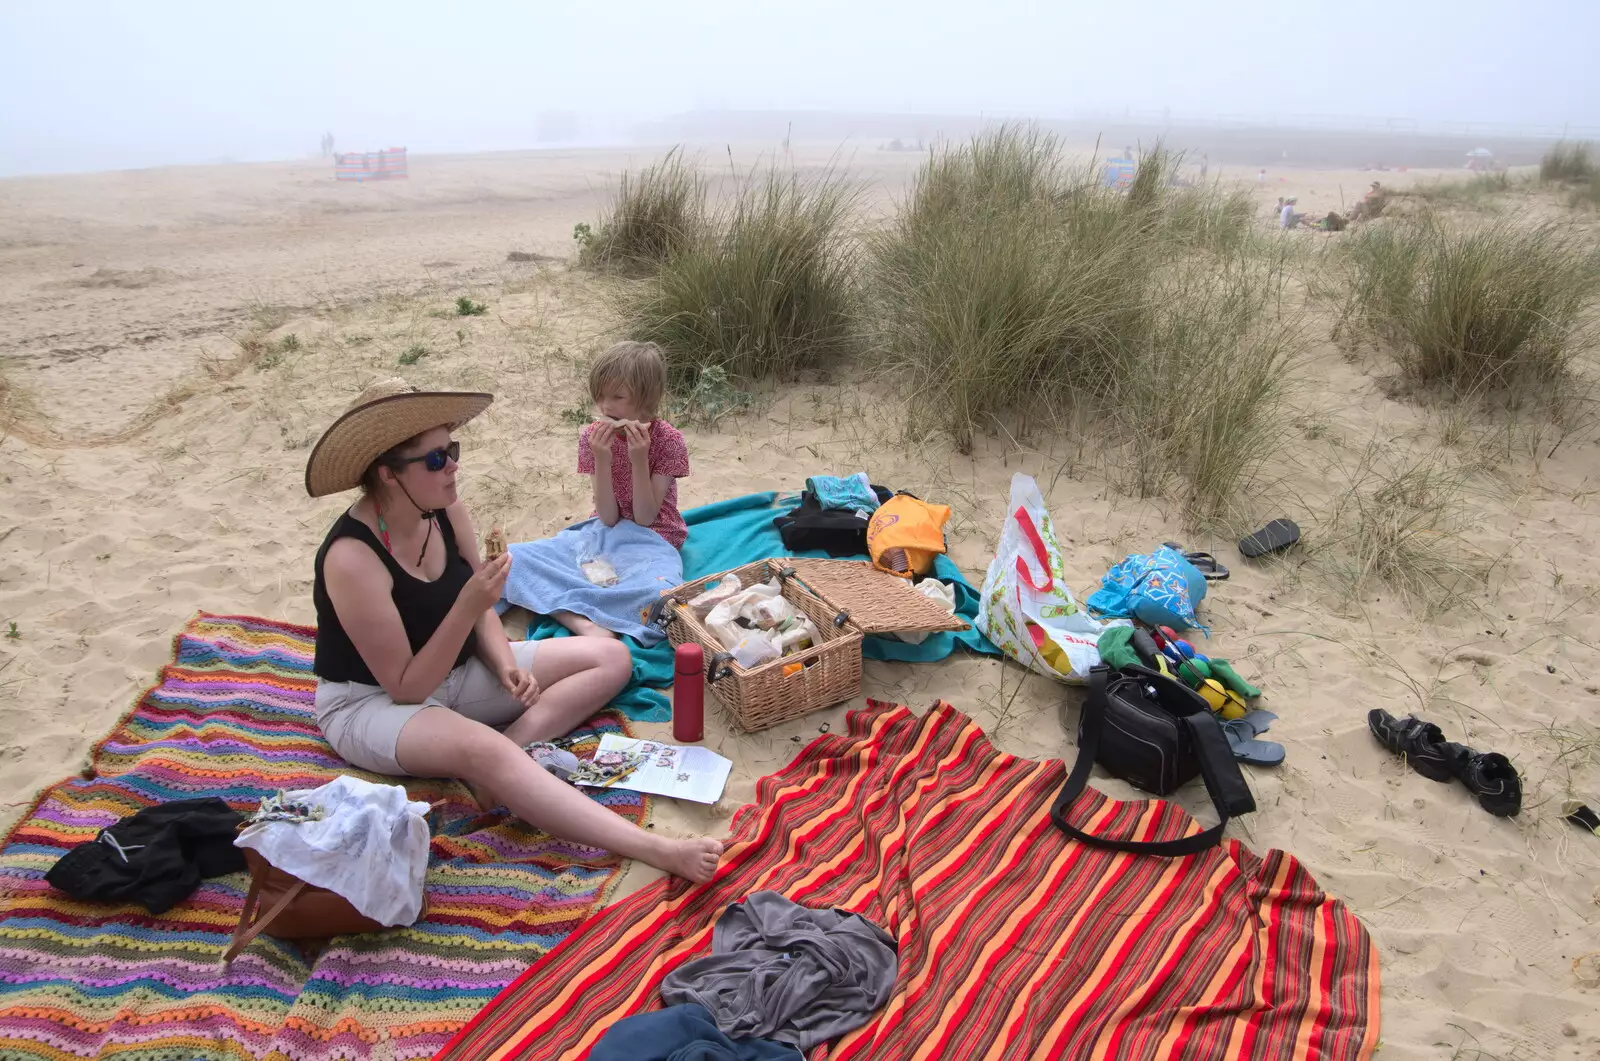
[{"xmin": 975, "ymin": 473, "xmax": 1116, "ymax": 683}]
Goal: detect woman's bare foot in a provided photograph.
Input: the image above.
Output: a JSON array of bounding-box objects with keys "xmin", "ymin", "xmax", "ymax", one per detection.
[{"xmin": 658, "ymin": 837, "xmax": 724, "ymax": 883}]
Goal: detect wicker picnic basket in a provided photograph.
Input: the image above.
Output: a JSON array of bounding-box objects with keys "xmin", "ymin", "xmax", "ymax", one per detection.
[{"xmin": 647, "ymin": 558, "xmax": 968, "ymax": 732}]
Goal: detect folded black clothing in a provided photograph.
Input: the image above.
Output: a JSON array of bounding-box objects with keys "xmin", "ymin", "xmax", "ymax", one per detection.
[
  {"xmin": 45, "ymin": 797, "xmax": 247, "ymax": 914},
  {"xmin": 773, "ymin": 486, "xmax": 893, "ymax": 557}
]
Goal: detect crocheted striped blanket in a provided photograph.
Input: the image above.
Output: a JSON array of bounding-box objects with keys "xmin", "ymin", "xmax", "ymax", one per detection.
[
  {"xmin": 0, "ymin": 613, "xmax": 648, "ymax": 1060},
  {"xmin": 438, "ymin": 701, "xmax": 1379, "ymax": 1061}
]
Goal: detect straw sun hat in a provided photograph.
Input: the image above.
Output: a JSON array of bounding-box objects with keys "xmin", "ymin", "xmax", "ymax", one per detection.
[{"xmin": 304, "ymin": 378, "xmax": 492, "ymax": 497}]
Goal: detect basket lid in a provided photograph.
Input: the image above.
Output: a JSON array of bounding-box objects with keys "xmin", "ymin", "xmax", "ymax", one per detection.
[{"xmin": 779, "ymin": 558, "xmax": 969, "ymax": 636}]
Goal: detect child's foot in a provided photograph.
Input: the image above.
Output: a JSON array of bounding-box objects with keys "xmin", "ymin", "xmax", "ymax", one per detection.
[{"xmin": 659, "ymin": 837, "xmax": 723, "ymax": 883}]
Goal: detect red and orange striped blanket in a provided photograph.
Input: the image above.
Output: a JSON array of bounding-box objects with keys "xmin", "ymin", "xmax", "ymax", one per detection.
[{"xmin": 436, "ymin": 701, "xmax": 1378, "ymax": 1061}]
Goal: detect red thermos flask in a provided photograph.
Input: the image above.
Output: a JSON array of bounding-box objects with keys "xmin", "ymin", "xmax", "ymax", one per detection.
[{"xmin": 673, "ymin": 643, "xmax": 705, "ymax": 743}]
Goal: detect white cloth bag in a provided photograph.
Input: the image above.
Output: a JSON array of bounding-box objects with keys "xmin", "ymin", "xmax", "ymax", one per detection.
[
  {"xmin": 234, "ymin": 776, "xmax": 431, "ymax": 927},
  {"xmin": 975, "ymin": 473, "xmax": 1114, "ymax": 683}
]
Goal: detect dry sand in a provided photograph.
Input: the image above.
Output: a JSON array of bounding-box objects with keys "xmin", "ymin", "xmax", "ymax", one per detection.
[{"xmin": 2, "ymin": 145, "xmax": 1598, "ymax": 1059}]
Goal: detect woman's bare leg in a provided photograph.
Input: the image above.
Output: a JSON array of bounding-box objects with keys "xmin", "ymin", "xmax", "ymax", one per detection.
[
  {"xmin": 396, "ymin": 707, "xmax": 721, "ymax": 882},
  {"xmin": 500, "ymin": 636, "xmax": 632, "ymax": 748},
  {"xmin": 551, "ymin": 611, "xmax": 618, "ymax": 639}
]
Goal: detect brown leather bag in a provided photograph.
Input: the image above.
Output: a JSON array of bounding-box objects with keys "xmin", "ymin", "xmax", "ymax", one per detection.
[
  {"xmin": 223, "ymin": 848, "xmax": 388, "ymax": 962},
  {"xmin": 223, "ymin": 798, "xmax": 444, "ymax": 963}
]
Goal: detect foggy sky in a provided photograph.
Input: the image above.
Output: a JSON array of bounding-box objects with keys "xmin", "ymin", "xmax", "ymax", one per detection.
[{"xmin": 2, "ymin": 0, "xmax": 1596, "ymax": 176}]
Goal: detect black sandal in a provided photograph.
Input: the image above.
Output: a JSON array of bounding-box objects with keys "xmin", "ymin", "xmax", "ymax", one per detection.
[
  {"xmin": 1185, "ymin": 552, "xmax": 1230, "ymax": 581},
  {"xmin": 1563, "ymin": 800, "xmax": 1599, "ymax": 835},
  {"xmin": 1161, "ymin": 542, "xmax": 1231, "ymax": 581},
  {"xmin": 1366, "ymin": 709, "xmax": 1464, "ymax": 782}
]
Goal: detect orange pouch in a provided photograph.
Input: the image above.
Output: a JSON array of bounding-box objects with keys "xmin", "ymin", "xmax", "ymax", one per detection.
[{"xmin": 867, "ymin": 495, "xmax": 951, "ymax": 579}]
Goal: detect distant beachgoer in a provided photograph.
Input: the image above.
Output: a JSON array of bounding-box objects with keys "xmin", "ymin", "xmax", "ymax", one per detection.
[
  {"xmin": 1200, "ymin": 153, "xmax": 1209, "ymax": 180},
  {"xmin": 1258, "ymin": 168, "xmax": 1267, "ymax": 184},
  {"xmin": 1349, "ymin": 181, "xmax": 1383, "ymax": 222}
]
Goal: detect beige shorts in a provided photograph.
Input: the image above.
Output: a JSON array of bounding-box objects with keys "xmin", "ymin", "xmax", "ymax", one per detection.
[{"xmin": 314, "ymin": 640, "xmax": 539, "ymax": 775}]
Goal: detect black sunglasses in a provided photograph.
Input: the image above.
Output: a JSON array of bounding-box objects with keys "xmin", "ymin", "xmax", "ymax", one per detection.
[{"xmin": 387, "ymin": 440, "xmax": 460, "ymax": 473}]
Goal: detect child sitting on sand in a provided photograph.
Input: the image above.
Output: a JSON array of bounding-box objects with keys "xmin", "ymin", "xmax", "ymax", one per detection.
[
  {"xmin": 579, "ymin": 342, "xmax": 690, "ymax": 548},
  {"xmin": 553, "ymin": 341, "xmax": 690, "ymax": 637},
  {"xmin": 497, "ymin": 341, "xmax": 690, "ymax": 643}
]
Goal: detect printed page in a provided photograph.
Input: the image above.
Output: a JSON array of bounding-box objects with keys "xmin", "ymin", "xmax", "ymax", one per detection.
[{"xmin": 578, "ymin": 734, "xmax": 733, "ymax": 804}]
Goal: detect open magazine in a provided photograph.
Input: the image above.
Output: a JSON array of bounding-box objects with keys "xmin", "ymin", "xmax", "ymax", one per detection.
[{"xmin": 576, "ymin": 734, "xmax": 733, "ymax": 804}]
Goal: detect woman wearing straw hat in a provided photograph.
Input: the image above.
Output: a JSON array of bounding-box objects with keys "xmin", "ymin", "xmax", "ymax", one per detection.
[{"xmin": 305, "ymin": 379, "xmax": 722, "ymax": 882}]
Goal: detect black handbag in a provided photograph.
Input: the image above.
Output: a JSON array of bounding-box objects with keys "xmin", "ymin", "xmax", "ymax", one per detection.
[
  {"xmin": 1050, "ymin": 664, "xmax": 1256, "ymax": 855},
  {"xmin": 773, "ymin": 485, "xmax": 894, "ymax": 557}
]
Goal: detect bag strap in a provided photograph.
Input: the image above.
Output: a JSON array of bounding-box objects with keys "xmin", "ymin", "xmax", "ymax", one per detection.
[
  {"xmin": 1050, "ymin": 666, "xmax": 1249, "ymax": 856},
  {"xmin": 1012, "ymin": 508, "xmax": 1054, "ymax": 592},
  {"xmin": 223, "ymin": 863, "xmax": 308, "ymax": 963},
  {"xmin": 222, "ymin": 797, "xmax": 451, "ymax": 962}
]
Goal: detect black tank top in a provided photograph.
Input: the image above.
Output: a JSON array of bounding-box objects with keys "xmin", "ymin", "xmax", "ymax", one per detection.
[{"xmin": 312, "ymin": 508, "xmax": 479, "ymax": 684}]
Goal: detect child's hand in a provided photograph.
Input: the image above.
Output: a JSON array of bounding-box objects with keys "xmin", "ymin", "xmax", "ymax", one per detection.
[
  {"xmin": 624, "ymin": 421, "xmax": 651, "ymax": 465},
  {"xmin": 588, "ymin": 420, "xmax": 617, "ymax": 463}
]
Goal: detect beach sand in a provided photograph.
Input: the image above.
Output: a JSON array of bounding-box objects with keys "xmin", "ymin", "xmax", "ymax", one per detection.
[{"xmin": 1, "ymin": 145, "xmax": 1597, "ymax": 1058}]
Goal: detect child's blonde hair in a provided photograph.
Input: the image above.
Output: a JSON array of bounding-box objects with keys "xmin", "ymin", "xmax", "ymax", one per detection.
[{"xmin": 588, "ymin": 341, "xmax": 666, "ymax": 419}]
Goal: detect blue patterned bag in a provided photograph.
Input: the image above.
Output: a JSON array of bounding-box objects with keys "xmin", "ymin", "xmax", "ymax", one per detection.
[{"xmin": 1085, "ymin": 545, "xmax": 1209, "ymax": 632}]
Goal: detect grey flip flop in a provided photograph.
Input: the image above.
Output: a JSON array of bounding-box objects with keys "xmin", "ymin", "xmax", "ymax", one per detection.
[{"xmin": 1223, "ymin": 718, "xmax": 1285, "ymax": 765}]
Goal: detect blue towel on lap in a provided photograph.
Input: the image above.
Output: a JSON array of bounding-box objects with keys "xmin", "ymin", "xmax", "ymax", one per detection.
[
  {"xmin": 501, "ymin": 519, "xmax": 682, "ymax": 646},
  {"xmin": 524, "ymin": 492, "xmax": 999, "ymax": 720}
]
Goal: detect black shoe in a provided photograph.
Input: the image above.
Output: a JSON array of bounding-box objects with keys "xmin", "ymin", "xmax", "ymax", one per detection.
[
  {"xmin": 1367, "ymin": 709, "xmax": 1464, "ymax": 783},
  {"xmin": 1452, "ymin": 751, "xmax": 1522, "ymax": 817}
]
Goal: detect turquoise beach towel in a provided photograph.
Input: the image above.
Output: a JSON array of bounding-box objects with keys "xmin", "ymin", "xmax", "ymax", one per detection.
[{"xmin": 525, "ymin": 492, "xmax": 999, "ymax": 720}]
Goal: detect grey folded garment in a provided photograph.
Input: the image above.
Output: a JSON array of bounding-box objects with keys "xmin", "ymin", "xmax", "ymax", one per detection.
[{"xmin": 660, "ymin": 890, "xmax": 898, "ymax": 1051}]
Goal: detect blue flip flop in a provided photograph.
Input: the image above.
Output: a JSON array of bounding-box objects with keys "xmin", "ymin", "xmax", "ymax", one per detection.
[
  {"xmin": 1223, "ymin": 718, "xmax": 1285, "ymax": 765},
  {"xmin": 1239, "ymin": 709, "xmax": 1277, "ymax": 736}
]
